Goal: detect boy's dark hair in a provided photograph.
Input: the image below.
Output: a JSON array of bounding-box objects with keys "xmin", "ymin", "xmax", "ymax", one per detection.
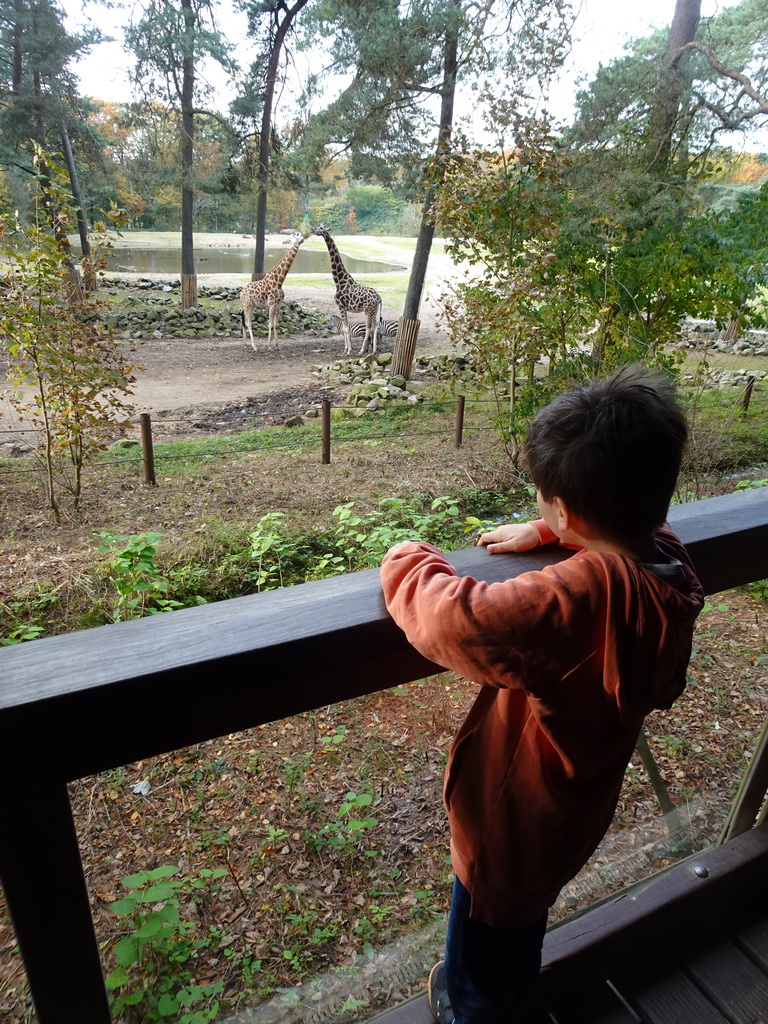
[{"xmin": 523, "ymin": 365, "xmax": 688, "ymax": 544}]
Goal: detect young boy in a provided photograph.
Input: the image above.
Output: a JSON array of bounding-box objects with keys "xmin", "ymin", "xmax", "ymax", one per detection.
[{"xmin": 379, "ymin": 366, "xmax": 705, "ymax": 1024}]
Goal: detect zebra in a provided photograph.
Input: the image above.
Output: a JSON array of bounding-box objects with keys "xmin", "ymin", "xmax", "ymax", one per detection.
[{"xmin": 327, "ymin": 315, "xmax": 400, "ymax": 352}]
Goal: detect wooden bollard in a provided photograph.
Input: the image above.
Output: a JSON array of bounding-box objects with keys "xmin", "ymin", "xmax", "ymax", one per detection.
[
  {"xmin": 139, "ymin": 413, "xmax": 156, "ymax": 486},
  {"xmin": 321, "ymin": 399, "xmax": 331, "ymax": 464},
  {"xmin": 455, "ymin": 394, "xmax": 465, "ymax": 448}
]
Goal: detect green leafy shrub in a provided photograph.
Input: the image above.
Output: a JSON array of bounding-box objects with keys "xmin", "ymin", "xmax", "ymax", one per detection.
[
  {"xmin": 97, "ymin": 532, "xmax": 184, "ymax": 621},
  {"xmin": 0, "ymin": 146, "xmax": 136, "ymax": 520}
]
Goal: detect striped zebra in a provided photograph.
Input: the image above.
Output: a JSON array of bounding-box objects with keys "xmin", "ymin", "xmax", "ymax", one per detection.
[{"xmin": 328, "ymin": 315, "xmax": 399, "ymax": 351}]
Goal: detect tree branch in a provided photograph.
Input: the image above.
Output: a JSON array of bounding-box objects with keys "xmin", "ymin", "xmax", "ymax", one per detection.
[{"xmin": 676, "ymin": 40, "xmax": 768, "ymax": 112}]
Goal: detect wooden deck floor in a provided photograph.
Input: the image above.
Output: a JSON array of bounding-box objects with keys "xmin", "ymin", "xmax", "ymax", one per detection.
[
  {"xmin": 370, "ymin": 824, "xmax": 768, "ymax": 1024},
  {"xmin": 527, "ymin": 902, "xmax": 768, "ymax": 1023}
]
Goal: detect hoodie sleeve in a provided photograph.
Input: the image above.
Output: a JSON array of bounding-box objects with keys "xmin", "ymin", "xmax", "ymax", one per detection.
[
  {"xmin": 379, "ymin": 541, "xmax": 602, "ymax": 692},
  {"xmin": 380, "ymin": 530, "xmax": 704, "ymax": 712}
]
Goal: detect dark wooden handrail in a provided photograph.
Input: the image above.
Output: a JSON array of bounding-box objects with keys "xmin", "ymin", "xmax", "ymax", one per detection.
[{"xmin": 1, "ymin": 489, "xmax": 767, "ymax": 1024}]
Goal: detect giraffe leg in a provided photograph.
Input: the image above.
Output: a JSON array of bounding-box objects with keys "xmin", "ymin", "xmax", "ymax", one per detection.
[
  {"xmin": 359, "ymin": 321, "xmax": 371, "ymax": 356},
  {"xmin": 267, "ymin": 300, "xmax": 281, "ymax": 349},
  {"xmin": 359, "ymin": 304, "xmax": 381, "ymax": 356},
  {"xmin": 242, "ymin": 306, "xmax": 257, "ymax": 351}
]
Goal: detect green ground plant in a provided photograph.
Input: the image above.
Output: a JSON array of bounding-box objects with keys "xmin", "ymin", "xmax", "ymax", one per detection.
[
  {"xmin": 106, "ymin": 865, "xmax": 227, "ymax": 1024},
  {"xmin": 96, "ymin": 531, "xmax": 187, "ymax": 621},
  {"xmin": 304, "ymin": 788, "xmax": 380, "ymax": 863}
]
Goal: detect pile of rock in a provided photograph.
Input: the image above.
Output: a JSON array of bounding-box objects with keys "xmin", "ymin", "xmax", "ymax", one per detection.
[
  {"xmin": 679, "ymin": 366, "xmax": 767, "ymax": 389},
  {"xmin": 102, "ymin": 276, "xmax": 239, "ymax": 301},
  {"xmin": 309, "ymin": 354, "xmax": 430, "ymax": 417},
  {"xmin": 678, "ymin": 319, "xmax": 768, "ymax": 357}
]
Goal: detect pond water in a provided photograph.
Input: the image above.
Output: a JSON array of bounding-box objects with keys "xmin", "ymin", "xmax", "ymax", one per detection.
[{"xmin": 88, "ymin": 244, "xmax": 404, "ymax": 276}]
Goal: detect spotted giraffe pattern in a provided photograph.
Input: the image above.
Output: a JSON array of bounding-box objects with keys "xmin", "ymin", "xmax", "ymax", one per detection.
[
  {"xmin": 240, "ymin": 230, "xmax": 304, "ymax": 350},
  {"xmin": 313, "ymin": 223, "xmax": 382, "ymax": 355}
]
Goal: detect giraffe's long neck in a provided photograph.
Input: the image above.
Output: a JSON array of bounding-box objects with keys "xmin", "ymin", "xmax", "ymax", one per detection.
[
  {"xmin": 321, "ymin": 232, "xmax": 353, "ymax": 288},
  {"xmin": 270, "ymin": 242, "xmax": 302, "ymax": 287}
]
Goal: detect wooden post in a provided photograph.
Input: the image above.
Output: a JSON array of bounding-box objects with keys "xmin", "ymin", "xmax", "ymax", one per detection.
[
  {"xmin": 391, "ymin": 317, "xmax": 420, "ymax": 380},
  {"xmin": 180, "ymin": 273, "xmax": 197, "ymax": 309},
  {"xmin": 140, "ymin": 413, "xmax": 156, "ymax": 486},
  {"xmin": 321, "ymin": 399, "xmax": 331, "ymax": 464},
  {"xmin": 742, "ymin": 376, "xmax": 755, "ymax": 413},
  {"xmin": 454, "ymin": 394, "xmax": 465, "ymax": 448},
  {"xmin": 0, "ymin": 775, "xmax": 112, "ymax": 1024}
]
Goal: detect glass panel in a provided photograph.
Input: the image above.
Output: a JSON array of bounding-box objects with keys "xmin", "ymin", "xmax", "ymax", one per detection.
[{"xmin": 554, "ymin": 585, "xmax": 767, "ymax": 922}]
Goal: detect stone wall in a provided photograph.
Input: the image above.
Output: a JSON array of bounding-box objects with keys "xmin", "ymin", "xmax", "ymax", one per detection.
[
  {"xmin": 98, "ymin": 277, "xmax": 331, "ymax": 340},
  {"xmin": 679, "ymin": 318, "xmax": 768, "ymax": 357}
]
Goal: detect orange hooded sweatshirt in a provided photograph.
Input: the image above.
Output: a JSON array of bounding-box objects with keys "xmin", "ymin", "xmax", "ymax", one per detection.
[{"xmin": 380, "ymin": 522, "xmax": 704, "ymax": 928}]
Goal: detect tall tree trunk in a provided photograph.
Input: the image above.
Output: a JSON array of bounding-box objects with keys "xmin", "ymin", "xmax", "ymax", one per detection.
[
  {"xmin": 180, "ymin": 0, "xmax": 197, "ymax": 309},
  {"xmin": 253, "ymin": 0, "xmax": 310, "ymax": 278},
  {"xmin": 644, "ymin": 0, "xmax": 702, "ymax": 177},
  {"xmin": 60, "ymin": 123, "xmax": 95, "ymax": 291},
  {"xmin": 391, "ymin": 0, "xmax": 459, "ymax": 378},
  {"xmin": 35, "ymin": 155, "xmax": 83, "ymax": 304},
  {"xmin": 12, "ymin": 0, "xmax": 23, "ymax": 93},
  {"xmin": 30, "ymin": 33, "xmax": 82, "ymax": 305},
  {"xmin": 402, "ymin": 3, "xmax": 458, "ymax": 321}
]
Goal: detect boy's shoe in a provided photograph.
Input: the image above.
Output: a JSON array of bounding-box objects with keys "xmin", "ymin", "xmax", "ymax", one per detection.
[{"xmin": 428, "ymin": 961, "xmax": 455, "ymax": 1024}]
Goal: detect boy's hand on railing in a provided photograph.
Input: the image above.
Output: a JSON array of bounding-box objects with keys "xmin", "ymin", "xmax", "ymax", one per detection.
[
  {"xmin": 477, "ymin": 522, "xmax": 540, "ymax": 554},
  {"xmin": 381, "ymin": 540, "xmax": 422, "ymax": 564}
]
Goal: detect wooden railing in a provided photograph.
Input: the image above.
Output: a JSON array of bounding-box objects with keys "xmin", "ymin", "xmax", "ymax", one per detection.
[{"xmin": 1, "ymin": 488, "xmax": 767, "ymax": 1024}]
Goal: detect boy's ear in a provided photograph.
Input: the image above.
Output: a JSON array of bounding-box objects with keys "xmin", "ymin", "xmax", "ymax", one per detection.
[
  {"xmin": 553, "ymin": 496, "xmax": 572, "ymax": 533},
  {"xmin": 555, "ymin": 498, "xmax": 596, "ymax": 543},
  {"xmin": 554, "ymin": 497, "xmax": 592, "ymax": 541}
]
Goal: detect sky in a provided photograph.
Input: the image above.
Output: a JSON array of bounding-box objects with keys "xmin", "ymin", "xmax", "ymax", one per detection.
[{"xmin": 60, "ymin": 0, "xmax": 757, "ymax": 146}]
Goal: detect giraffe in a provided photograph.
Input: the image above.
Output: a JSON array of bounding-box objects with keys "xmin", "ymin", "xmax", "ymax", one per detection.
[
  {"xmin": 313, "ymin": 223, "xmax": 382, "ymax": 355},
  {"xmin": 240, "ymin": 229, "xmax": 305, "ymax": 351}
]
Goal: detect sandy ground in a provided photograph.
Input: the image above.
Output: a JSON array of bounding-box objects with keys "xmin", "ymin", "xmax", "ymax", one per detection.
[{"xmin": 126, "ymin": 280, "xmax": 452, "ymax": 413}]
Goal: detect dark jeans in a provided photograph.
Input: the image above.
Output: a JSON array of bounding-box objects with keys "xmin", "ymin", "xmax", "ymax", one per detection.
[{"xmin": 444, "ymin": 876, "xmax": 547, "ymax": 1024}]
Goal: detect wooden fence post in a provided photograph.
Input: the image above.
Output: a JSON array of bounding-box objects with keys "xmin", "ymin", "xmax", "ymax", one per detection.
[
  {"xmin": 742, "ymin": 376, "xmax": 755, "ymax": 413},
  {"xmin": 321, "ymin": 400, "xmax": 331, "ymax": 464},
  {"xmin": 455, "ymin": 394, "xmax": 465, "ymax": 448},
  {"xmin": 140, "ymin": 412, "xmax": 156, "ymax": 486}
]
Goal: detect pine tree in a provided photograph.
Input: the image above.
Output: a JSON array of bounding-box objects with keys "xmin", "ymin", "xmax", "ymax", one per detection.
[
  {"xmin": 0, "ymin": 0, "xmax": 100, "ymax": 293},
  {"xmin": 231, "ymin": 0, "xmax": 313, "ymax": 277},
  {"xmin": 298, "ymin": 0, "xmax": 574, "ymax": 375}
]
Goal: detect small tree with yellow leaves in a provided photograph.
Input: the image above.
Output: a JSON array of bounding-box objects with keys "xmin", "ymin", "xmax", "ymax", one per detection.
[{"xmin": 0, "ymin": 151, "xmax": 138, "ymax": 521}]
